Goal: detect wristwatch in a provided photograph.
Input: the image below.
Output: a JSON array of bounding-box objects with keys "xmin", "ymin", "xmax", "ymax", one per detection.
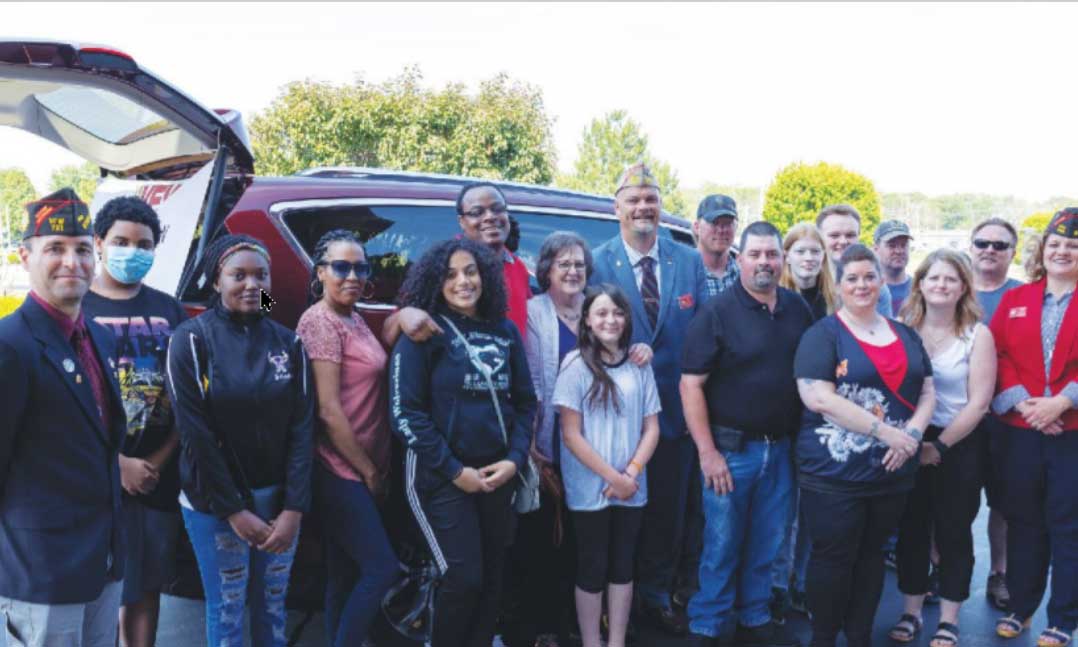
[{"xmin": 930, "ymin": 438, "xmax": 949, "ymax": 456}]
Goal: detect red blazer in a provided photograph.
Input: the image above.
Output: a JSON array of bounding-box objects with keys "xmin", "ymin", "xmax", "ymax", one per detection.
[{"xmin": 990, "ymin": 279, "xmax": 1078, "ymax": 429}]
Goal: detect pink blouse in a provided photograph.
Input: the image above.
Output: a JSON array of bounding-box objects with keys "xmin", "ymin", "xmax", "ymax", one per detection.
[{"xmin": 296, "ymin": 301, "xmax": 391, "ymax": 482}]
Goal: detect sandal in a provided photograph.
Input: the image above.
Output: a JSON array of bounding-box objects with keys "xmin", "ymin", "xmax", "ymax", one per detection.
[
  {"xmin": 889, "ymin": 613, "xmax": 923, "ymax": 643},
  {"xmin": 930, "ymin": 622, "xmax": 960, "ymax": 647},
  {"xmin": 1037, "ymin": 627, "xmax": 1073, "ymax": 647},
  {"xmin": 997, "ymin": 614, "xmax": 1032, "ymax": 639}
]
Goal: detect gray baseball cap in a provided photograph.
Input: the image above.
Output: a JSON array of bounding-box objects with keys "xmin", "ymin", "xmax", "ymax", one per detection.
[
  {"xmin": 874, "ymin": 219, "xmax": 913, "ymax": 244},
  {"xmin": 697, "ymin": 194, "xmax": 738, "ymax": 223}
]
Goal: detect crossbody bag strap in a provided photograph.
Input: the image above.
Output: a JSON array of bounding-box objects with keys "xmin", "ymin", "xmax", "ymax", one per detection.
[{"xmin": 440, "ymin": 315, "xmax": 508, "ymax": 447}]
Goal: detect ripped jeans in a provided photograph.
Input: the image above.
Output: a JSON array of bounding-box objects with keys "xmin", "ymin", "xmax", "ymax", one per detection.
[{"xmin": 182, "ymin": 506, "xmax": 298, "ymax": 647}]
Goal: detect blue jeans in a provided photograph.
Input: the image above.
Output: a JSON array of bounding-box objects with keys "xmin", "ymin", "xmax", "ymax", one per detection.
[
  {"xmin": 688, "ymin": 438, "xmax": 794, "ymax": 638},
  {"xmin": 313, "ymin": 462, "xmax": 399, "ymax": 646},
  {"xmin": 772, "ymin": 481, "xmax": 811, "ymax": 592},
  {"xmin": 182, "ymin": 506, "xmax": 298, "ymax": 647}
]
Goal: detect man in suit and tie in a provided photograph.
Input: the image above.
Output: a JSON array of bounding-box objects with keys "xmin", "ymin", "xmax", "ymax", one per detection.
[
  {"xmin": 590, "ymin": 163, "xmax": 709, "ymax": 635},
  {"xmin": 0, "ymin": 189, "xmax": 127, "ymax": 646}
]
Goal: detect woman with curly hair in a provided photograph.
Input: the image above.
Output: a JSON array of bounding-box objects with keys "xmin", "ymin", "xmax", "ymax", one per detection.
[
  {"xmin": 389, "ymin": 237, "xmax": 538, "ymax": 647},
  {"xmin": 887, "ymin": 249, "xmax": 996, "ymax": 647},
  {"xmin": 295, "ymin": 229, "xmax": 397, "ymax": 646}
]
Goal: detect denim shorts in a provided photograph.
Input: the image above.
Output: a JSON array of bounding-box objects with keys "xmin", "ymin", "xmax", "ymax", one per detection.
[{"xmin": 121, "ymin": 498, "xmax": 181, "ymax": 606}]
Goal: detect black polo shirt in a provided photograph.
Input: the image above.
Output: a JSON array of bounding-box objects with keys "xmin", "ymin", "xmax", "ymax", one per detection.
[{"xmin": 681, "ymin": 280, "xmax": 814, "ymax": 440}]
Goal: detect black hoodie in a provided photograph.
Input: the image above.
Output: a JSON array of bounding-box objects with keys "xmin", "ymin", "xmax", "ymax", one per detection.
[{"xmin": 390, "ymin": 311, "xmax": 537, "ymax": 481}]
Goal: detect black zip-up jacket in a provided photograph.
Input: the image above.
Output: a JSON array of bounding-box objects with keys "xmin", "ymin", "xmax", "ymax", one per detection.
[
  {"xmin": 390, "ymin": 311, "xmax": 537, "ymax": 480},
  {"xmin": 166, "ymin": 302, "xmax": 314, "ymax": 519}
]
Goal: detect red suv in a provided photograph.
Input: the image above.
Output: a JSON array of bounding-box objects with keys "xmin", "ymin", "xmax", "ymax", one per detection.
[
  {"xmin": 0, "ymin": 39, "xmax": 695, "ymax": 609},
  {"xmin": 0, "ymin": 40, "xmax": 694, "ymax": 334}
]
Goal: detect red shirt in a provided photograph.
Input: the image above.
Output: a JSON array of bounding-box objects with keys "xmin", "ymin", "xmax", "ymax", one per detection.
[
  {"xmin": 503, "ymin": 251, "xmax": 531, "ymax": 340},
  {"xmin": 29, "ymin": 291, "xmax": 112, "ymax": 429},
  {"xmin": 853, "ymin": 332, "xmax": 911, "ymax": 409}
]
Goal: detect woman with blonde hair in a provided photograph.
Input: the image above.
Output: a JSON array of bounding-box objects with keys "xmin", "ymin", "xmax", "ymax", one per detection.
[
  {"xmin": 887, "ymin": 249, "xmax": 996, "ymax": 647},
  {"xmin": 780, "ymin": 222, "xmax": 836, "ymax": 321}
]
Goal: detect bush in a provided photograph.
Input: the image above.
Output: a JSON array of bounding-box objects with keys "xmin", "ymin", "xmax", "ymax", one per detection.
[
  {"xmin": 762, "ymin": 162, "xmax": 882, "ymax": 244},
  {"xmin": 0, "ymin": 295, "xmax": 23, "ymax": 319}
]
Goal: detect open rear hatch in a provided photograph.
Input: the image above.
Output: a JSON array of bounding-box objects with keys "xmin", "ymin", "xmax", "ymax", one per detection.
[{"xmin": 0, "ymin": 40, "xmax": 254, "ymax": 296}]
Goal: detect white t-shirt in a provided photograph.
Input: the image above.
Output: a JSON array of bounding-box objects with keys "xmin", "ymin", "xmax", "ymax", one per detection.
[{"xmin": 552, "ymin": 351, "xmax": 661, "ymax": 511}]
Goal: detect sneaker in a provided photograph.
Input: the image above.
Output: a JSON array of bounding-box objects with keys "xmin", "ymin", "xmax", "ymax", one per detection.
[
  {"xmin": 789, "ymin": 588, "xmax": 812, "ymax": 619},
  {"xmin": 987, "ymin": 572, "xmax": 1010, "ymax": 611},
  {"xmin": 770, "ymin": 587, "xmax": 791, "ymax": 625},
  {"xmin": 735, "ymin": 620, "xmax": 801, "ymax": 647}
]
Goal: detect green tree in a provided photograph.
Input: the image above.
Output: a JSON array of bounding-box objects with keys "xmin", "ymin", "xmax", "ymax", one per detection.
[
  {"xmin": 762, "ymin": 162, "xmax": 882, "ymax": 243},
  {"xmin": 48, "ymin": 162, "xmax": 99, "ymax": 206},
  {"xmin": 250, "ymin": 67, "xmax": 556, "ymax": 184},
  {"xmin": 0, "ymin": 168, "xmax": 37, "ymax": 247},
  {"xmin": 556, "ymin": 110, "xmax": 687, "ymax": 216},
  {"xmin": 1017, "ymin": 211, "xmax": 1053, "ymax": 264}
]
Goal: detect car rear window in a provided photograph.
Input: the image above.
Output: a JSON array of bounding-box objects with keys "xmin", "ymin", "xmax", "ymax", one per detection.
[{"xmin": 281, "ymin": 202, "xmax": 688, "ymax": 303}]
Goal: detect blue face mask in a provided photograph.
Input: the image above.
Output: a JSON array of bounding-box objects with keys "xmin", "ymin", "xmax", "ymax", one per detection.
[{"xmin": 104, "ymin": 246, "xmax": 155, "ymax": 285}]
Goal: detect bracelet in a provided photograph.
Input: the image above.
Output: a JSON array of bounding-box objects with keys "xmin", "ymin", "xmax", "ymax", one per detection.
[
  {"xmin": 906, "ymin": 426, "xmax": 923, "ymax": 442},
  {"xmin": 868, "ymin": 420, "xmax": 881, "ymax": 438},
  {"xmin": 629, "ymin": 459, "xmax": 643, "ymax": 474},
  {"xmin": 931, "ymin": 439, "xmax": 949, "ymax": 456}
]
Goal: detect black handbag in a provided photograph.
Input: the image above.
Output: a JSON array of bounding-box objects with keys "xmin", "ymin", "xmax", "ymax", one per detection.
[{"xmin": 381, "ymin": 548, "xmax": 440, "ymax": 643}]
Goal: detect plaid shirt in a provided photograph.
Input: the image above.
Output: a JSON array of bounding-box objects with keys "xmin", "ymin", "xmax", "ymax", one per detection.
[{"xmin": 704, "ymin": 252, "xmax": 740, "ymax": 299}]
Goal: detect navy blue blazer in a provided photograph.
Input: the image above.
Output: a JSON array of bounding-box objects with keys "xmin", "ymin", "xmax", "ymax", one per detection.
[
  {"xmin": 590, "ymin": 236, "xmax": 708, "ymax": 438},
  {"xmin": 0, "ymin": 297, "xmax": 126, "ymax": 604}
]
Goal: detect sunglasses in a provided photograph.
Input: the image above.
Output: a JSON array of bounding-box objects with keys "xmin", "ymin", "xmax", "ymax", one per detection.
[
  {"xmin": 972, "ymin": 239, "xmax": 1012, "ymax": 251},
  {"xmin": 321, "ymin": 260, "xmax": 372, "ymax": 280}
]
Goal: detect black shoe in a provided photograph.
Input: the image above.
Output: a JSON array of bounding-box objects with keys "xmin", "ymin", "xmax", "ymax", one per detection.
[
  {"xmin": 770, "ymin": 587, "xmax": 791, "ymax": 625},
  {"xmin": 638, "ymin": 603, "xmax": 688, "ymax": 636},
  {"xmin": 789, "ymin": 589, "xmax": 812, "ymax": 619},
  {"xmin": 734, "ymin": 620, "xmax": 801, "ymax": 647},
  {"xmin": 673, "ymin": 584, "xmax": 698, "ymax": 610}
]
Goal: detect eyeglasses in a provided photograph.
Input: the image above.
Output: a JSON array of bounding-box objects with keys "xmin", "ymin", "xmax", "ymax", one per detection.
[
  {"xmin": 321, "ymin": 260, "xmax": 372, "ymax": 280},
  {"xmin": 460, "ymin": 204, "xmax": 508, "ymax": 219},
  {"xmin": 556, "ymin": 261, "xmax": 587, "ymax": 272},
  {"xmin": 972, "ymin": 239, "xmax": 1012, "ymax": 251}
]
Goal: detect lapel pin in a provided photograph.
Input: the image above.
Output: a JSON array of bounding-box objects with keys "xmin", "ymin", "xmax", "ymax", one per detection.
[
  {"xmin": 76, "ymin": 374, "xmax": 83, "ymax": 384},
  {"xmin": 63, "ymin": 358, "xmax": 76, "ymax": 373}
]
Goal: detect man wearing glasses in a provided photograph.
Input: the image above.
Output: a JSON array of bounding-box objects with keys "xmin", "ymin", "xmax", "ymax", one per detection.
[
  {"xmin": 383, "ymin": 181, "xmax": 532, "ymax": 344},
  {"xmin": 969, "ymin": 217, "xmax": 1023, "ymax": 614},
  {"xmin": 695, "ymin": 194, "xmax": 740, "ymax": 299}
]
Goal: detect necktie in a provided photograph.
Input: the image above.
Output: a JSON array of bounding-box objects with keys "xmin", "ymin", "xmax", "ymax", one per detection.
[
  {"xmin": 639, "ymin": 256, "xmax": 659, "ymax": 330},
  {"xmin": 72, "ymin": 327, "xmax": 107, "ymax": 425}
]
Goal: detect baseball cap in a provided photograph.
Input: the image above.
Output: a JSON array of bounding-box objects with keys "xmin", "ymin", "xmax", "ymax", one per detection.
[
  {"xmin": 697, "ymin": 194, "xmax": 738, "ymax": 223},
  {"xmin": 873, "ymin": 219, "xmax": 912, "ymax": 245}
]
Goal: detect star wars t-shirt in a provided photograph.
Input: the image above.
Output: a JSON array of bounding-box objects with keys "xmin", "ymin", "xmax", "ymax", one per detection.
[{"xmin": 83, "ymin": 285, "xmax": 188, "ymax": 510}]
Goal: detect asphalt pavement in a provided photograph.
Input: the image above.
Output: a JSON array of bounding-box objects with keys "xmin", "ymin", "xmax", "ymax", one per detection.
[{"xmin": 0, "ymin": 495, "xmax": 1054, "ymax": 646}]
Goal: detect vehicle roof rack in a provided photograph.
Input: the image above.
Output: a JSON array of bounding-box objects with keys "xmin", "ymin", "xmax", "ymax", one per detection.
[{"xmin": 294, "ymin": 166, "xmax": 612, "ymax": 202}]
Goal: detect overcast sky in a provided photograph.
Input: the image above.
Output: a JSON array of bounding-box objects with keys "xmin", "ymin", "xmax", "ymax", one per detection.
[{"xmin": 5, "ymin": 2, "xmax": 1078, "ymax": 200}]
